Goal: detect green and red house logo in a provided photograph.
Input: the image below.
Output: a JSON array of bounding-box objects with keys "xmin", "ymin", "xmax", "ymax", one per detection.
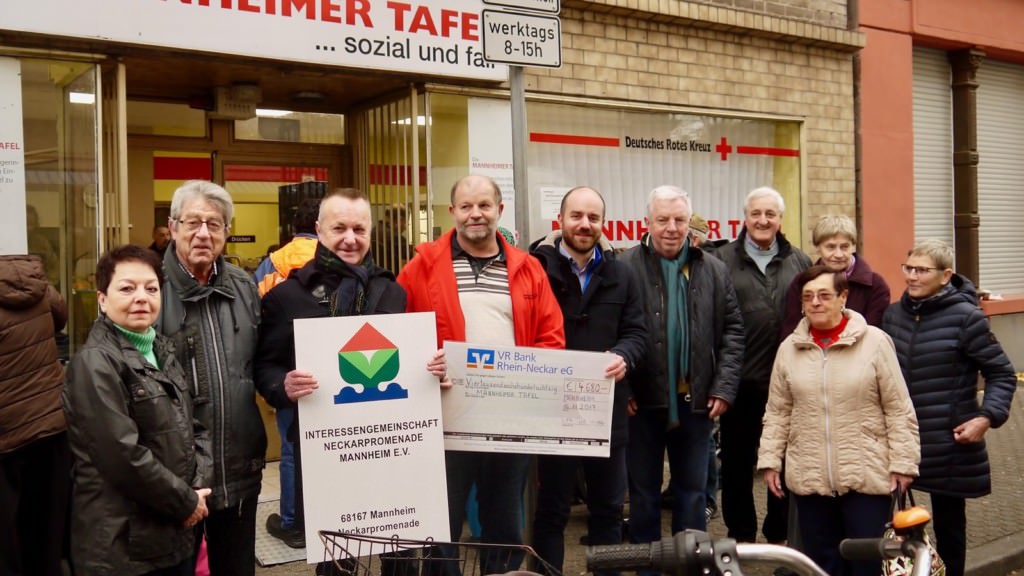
[{"xmin": 334, "ymin": 323, "xmax": 408, "ymax": 404}]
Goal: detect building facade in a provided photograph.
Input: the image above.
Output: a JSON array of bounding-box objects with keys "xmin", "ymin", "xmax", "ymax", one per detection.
[
  {"xmin": 1, "ymin": 0, "xmax": 862, "ymax": 351},
  {"xmin": 859, "ymin": 0, "xmax": 1024, "ymax": 364}
]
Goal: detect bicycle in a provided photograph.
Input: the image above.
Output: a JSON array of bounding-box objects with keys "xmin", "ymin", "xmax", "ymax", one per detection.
[{"xmin": 585, "ymin": 497, "xmax": 936, "ymax": 576}]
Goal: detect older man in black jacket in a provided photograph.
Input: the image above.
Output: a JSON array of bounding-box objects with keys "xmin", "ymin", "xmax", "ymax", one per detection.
[
  {"xmin": 710, "ymin": 186, "xmax": 810, "ymax": 545},
  {"xmin": 529, "ymin": 186, "xmax": 647, "ymax": 576},
  {"xmin": 620, "ymin": 185, "xmax": 744, "ymax": 551},
  {"xmin": 157, "ymin": 180, "xmax": 265, "ymax": 576}
]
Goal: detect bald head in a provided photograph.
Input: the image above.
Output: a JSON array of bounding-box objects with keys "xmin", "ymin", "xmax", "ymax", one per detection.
[{"xmin": 450, "ymin": 174, "xmax": 502, "ymax": 206}]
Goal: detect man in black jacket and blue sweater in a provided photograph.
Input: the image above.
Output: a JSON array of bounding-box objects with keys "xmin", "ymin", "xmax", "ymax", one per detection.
[{"xmin": 529, "ymin": 186, "xmax": 647, "ymax": 576}]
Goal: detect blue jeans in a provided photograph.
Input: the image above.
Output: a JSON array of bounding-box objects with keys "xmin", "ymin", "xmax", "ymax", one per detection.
[
  {"xmin": 531, "ymin": 444, "xmax": 627, "ymax": 576},
  {"xmin": 427, "ymin": 451, "xmax": 530, "ymax": 576},
  {"xmin": 706, "ymin": 433, "xmax": 718, "ymax": 510},
  {"xmin": 628, "ymin": 400, "xmax": 712, "ymax": 543},
  {"xmin": 276, "ymin": 406, "xmax": 296, "ymax": 527}
]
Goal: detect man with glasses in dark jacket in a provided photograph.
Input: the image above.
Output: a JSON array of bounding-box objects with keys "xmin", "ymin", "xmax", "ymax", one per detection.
[
  {"xmin": 528, "ymin": 186, "xmax": 647, "ymax": 576},
  {"xmin": 157, "ymin": 180, "xmax": 265, "ymax": 576}
]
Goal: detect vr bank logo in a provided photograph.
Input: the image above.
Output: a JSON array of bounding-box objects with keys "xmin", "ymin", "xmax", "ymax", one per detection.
[{"xmin": 466, "ymin": 348, "xmax": 495, "ymax": 370}]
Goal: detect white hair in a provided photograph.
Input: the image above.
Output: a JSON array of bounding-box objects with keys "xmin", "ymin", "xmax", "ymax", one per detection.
[
  {"xmin": 744, "ymin": 186, "xmax": 785, "ymax": 215},
  {"xmin": 646, "ymin": 185, "xmax": 692, "ymax": 218}
]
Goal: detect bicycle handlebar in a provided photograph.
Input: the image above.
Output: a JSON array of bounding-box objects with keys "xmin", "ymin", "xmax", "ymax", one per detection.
[
  {"xmin": 587, "ymin": 531, "xmax": 932, "ymax": 576},
  {"xmin": 840, "ymin": 537, "xmax": 933, "ymax": 576},
  {"xmin": 586, "ymin": 531, "xmax": 828, "ymax": 576}
]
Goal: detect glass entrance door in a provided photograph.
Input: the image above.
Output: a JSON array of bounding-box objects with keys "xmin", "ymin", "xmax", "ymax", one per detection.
[{"xmin": 19, "ymin": 58, "xmax": 101, "ymax": 355}]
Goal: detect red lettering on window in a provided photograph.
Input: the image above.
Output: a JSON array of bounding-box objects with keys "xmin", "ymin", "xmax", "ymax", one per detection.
[{"xmin": 706, "ymin": 219, "xmax": 720, "ymax": 240}]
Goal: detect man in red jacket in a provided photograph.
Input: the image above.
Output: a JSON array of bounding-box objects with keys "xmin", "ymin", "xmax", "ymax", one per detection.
[{"xmin": 398, "ymin": 174, "xmax": 564, "ymax": 575}]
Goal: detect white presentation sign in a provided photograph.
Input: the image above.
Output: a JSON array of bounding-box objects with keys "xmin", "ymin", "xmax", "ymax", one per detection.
[
  {"xmin": 4, "ymin": 0, "xmax": 507, "ymax": 81},
  {"xmin": 294, "ymin": 313, "xmax": 448, "ymax": 563},
  {"xmin": 0, "ymin": 58, "xmax": 27, "ymax": 256}
]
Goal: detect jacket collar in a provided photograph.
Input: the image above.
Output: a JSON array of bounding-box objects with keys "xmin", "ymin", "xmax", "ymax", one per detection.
[
  {"xmin": 814, "ymin": 255, "xmax": 877, "ymax": 287},
  {"xmin": 732, "ymin": 227, "xmax": 796, "ymax": 261},
  {"xmin": 163, "ymin": 244, "xmax": 236, "ymax": 303},
  {"xmin": 789, "ymin": 308, "xmax": 869, "ymax": 349},
  {"xmin": 638, "ymin": 232, "xmax": 705, "ymax": 262},
  {"xmin": 899, "ymin": 272, "xmax": 977, "ymax": 314},
  {"xmin": 95, "ymin": 315, "xmax": 178, "ymax": 383},
  {"xmin": 417, "ymin": 228, "xmax": 530, "ymax": 277}
]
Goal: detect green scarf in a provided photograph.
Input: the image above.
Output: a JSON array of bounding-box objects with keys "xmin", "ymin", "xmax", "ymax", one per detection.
[
  {"xmin": 115, "ymin": 324, "xmax": 159, "ymax": 369},
  {"xmin": 658, "ymin": 238, "xmax": 691, "ymax": 427}
]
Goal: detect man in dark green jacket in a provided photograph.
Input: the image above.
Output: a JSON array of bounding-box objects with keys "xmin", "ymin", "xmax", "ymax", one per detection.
[{"xmin": 157, "ymin": 180, "xmax": 265, "ymax": 576}]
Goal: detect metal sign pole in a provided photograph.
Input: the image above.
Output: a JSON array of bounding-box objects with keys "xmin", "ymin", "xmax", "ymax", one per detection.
[{"xmin": 510, "ymin": 64, "xmax": 530, "ymax": 247}]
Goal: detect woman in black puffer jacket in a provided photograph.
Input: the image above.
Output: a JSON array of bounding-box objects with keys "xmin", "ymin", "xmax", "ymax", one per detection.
[{"xmin": 882, "ymin": 239, "xmax": 1016, "ymax": 576}]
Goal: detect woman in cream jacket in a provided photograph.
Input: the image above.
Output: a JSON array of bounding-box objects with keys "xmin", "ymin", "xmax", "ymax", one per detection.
[{"xmin": 757, "ymin": 265, "xmax": 920, "ymax": 576}]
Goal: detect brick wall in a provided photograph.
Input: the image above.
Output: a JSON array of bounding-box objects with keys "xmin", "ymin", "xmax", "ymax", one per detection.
[
  {"xmin": 527, "ymin": 2, "xmax": 860, "ymax": 248},
  {"xmin": 701, "ymin": 0, "xmax": 848, "ymax": 28}
]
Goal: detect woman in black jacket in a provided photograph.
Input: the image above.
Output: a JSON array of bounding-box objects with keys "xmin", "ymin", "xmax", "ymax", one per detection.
[
  {"xmin": 63, "ymin": 245, "xmax": 211, "ymax": 575},
  {"xmin": 882, "ymin": 239, "xmax": 1016, "ymax": 576}
]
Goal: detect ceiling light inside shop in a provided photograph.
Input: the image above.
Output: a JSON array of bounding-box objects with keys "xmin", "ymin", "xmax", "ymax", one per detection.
[
  {"xmin": 255, "ymin": 108, "xmax": 293, "ymax": 117},
  {"xmin": 393, "ymin": 115, "xmax": 430, "ymax": 126},
  {"xmin": 69, "ymin": 92, "xmax": 95, "ymax": 104}
]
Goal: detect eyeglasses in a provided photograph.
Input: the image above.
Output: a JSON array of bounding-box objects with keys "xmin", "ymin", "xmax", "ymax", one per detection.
[
  {"xmin": 176, "ymin": 217, "xmax": 226, "ymax": 234},
  {"xmin": 901, "ymin": 264, "xmax": 939, "ymax": 276},
  {"xmin": 801, "ymin": 291, "xmax": 837, "ymax": 303}
]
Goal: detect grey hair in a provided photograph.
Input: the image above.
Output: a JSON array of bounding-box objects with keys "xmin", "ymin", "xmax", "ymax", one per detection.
[
  {"xmin": 169, "ymin": 180, "xmax": 234, "ymax": 224},
  {"xmin": 744, "ymin": 186, "xmax": 785, "ymax": 216},
  {"xmin": 646, "ymin": 185, "xmax": 692, "ymax": 218},
  {"xmin": 812, "ymin": 214, "xmax": 857, "ymax": 246},
  {"xmin": 909, "ymin": 239, "xmax": 955, "ymax": 271}
]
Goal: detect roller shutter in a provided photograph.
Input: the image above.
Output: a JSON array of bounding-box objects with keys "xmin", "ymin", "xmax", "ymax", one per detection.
[
  {"xmin": 912, "ymin": 48, "xmax": 954, "ymax": 245},
  {"xmin": 977, "ymin": 59, "xmax": 1024, "ymax": 294}
]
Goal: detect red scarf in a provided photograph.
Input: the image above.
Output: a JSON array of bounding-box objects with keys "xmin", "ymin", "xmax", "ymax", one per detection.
[{"xmin": 810, "ymin": 315, "xmax": 849, "ymax": 349}]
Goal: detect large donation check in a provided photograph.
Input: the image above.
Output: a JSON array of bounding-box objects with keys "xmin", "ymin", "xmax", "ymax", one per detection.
[{"xmin": 442, "ymin": 341, "xmax": 616, "ymax": 457}]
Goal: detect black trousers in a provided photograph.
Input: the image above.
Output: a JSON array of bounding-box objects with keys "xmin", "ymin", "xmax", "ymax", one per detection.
[
  {"xmin": 202, "ymin": 496, "xmax": 258, "ymax": 576},
  {"xmin": 0, "ymin": 432, "xmax": 71, "ymax": 576},
  {"xmin": 719, "ymin": 386, "xmax": 788, "ymax": 542},
  {"xmin": 794, "ymin": 492, "xmax": 889, "ymax": 576},
  {"xmin": 532, "ymin": 444, "xmax": 627, "ymax": 576},
  {"xmin": 929, "ymin": 493, "xmax": 967, "ymax": 576}
]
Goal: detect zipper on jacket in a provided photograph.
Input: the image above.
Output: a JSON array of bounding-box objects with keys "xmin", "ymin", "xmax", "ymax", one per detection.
[
  {"xmin": 820, "ymin": 348, "xmax": 838, "ymax": 495},
  {"xmin": 202, "ymin": 299, "xmax": 230, "ymax": 503},
  {"xmin": 187, "ymin": 335, "xmax": 199, "ymax": 397},
  {"xmin": 907, "ymin": 315, "xmax": 921, "ymax": 394}
]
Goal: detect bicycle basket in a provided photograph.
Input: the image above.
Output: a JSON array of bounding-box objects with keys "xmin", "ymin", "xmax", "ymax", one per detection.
[{"xmin": 318, "ymin": 531, "xmax": 561, "ymax": 576}]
